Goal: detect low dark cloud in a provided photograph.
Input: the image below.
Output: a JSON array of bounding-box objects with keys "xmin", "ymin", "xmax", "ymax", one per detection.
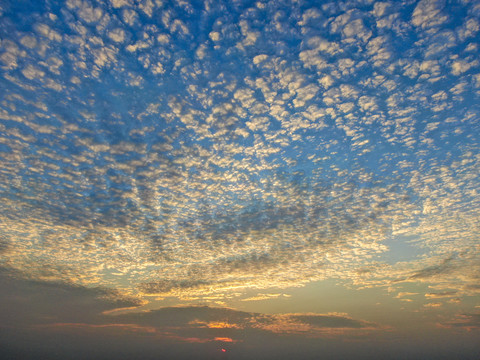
[
  {"xmin": 113, "ymin": 305, "xmax": 253, "ymax": 329},
  {"xmin": 0, "ymin": 268, "xmax": 141, "ymax": 328},
  {"xmin": 0, "ymin": 270, "xmax": 383, "ymax": 359},
  {"xmin": 439, "ymin": 313, "xmax": 480, "ymax": 330},
  {"xmin": 112, "ymin": 306, "xmax": 376, "ymax": 334},
  {"xmin": 1, "ymin": 271, "xmax": 479, "ymax": 359}
]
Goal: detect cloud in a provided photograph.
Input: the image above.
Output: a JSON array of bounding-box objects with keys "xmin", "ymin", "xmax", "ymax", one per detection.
[
  {"xmin": 253, "ymin": 54, "xmax": 268, "ymax": 65},
  {"xmin": 209, "ymin": 31, "xmax": 221, "ymax": 42},
  {"xmin": 0, "ymin": 0, "xmax": 479, "ymax": 320},
  {"xmin": 66, "ymin": 0, "xmax": 103, "ymax": 24},
  {"xmin": 0, "ymin": 268, "xmax": 142, "ymax": 329},
  {"xmin": 0, "ymin": 279, "xmax": 385, "ymax": 359},
  {"xmin": 342, "ymin": 18, "xmax": 372, "ymax": 43},
  {"xmin": 105, "ymin": 306, "xmax": 381, "ymax": 339},
  {"xmin": 21, "ymin": 64, "xmax": 45, "ymax": 80},
  {"xmin": 424, "ymin": 302, "xmax": 443, "ymax": 308},
  {"xmin": 13, "ymin": 303, "xmax": 375, "ymax": 342},
  {"xmin": 438, "ymin": 313, "xmax": 480, "ymax": 330},
  {"xmin": 279, "ymin": 313, "xmax": 375, "ymax": 331},
  {"xmin": 395, "ymin": 292, "xmax": 419, "ymax": 299},
  {"xmin": 240, "ymin": 293, "xmax": 287, "ymax": 302},
  {"xmin": 122, "ymin": 8, "xmax": 138, "ymax": 26},
  {"xmin": 20, "ymin": 35, "xmax": 38, "ymax": 49},
  {"xmin": 138, "ymin": 0, "xmax": 155, "ymax": 17},
  {"xmin": 110, "ymin": 0, "xmax": 133, "ymax": 8},
  {"xmin": 412, "ymin": 0, "xmax": 447, "ymax": 30},
  {"xmin": 425, "ymin": 291, "xmax": 457, "ymax": 299},
  {"xmin": 108, "ymin": 28, "xmax": 126, "ymax": 43},
  {"xmin": 35, "ymin": 23, "xmax": 62, "ymax": 42},
  {"xmin": 407, "ymin": 256, "xmax": 456, "ymax": 280},
  {"xmin": 451, "ymin": 59, "xmax": 478, "ymax": 75}
]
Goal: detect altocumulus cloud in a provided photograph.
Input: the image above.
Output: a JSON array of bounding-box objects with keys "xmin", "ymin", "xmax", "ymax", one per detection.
[{"xmin": 0, "ymin": 0, "xmax": 479, "ymax": 323}]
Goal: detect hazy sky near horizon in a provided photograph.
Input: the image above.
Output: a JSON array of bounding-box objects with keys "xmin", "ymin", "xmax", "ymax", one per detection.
[{"xmin": 0, "ymin": 0, "xmax": 479, "ymax": 358}]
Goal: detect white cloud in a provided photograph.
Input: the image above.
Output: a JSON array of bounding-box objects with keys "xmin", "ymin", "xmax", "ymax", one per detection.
[
  {"xmin": 110, "ymin": 0, "xmax": 133, "ymax": 8},
  {"xmin": 122, "ymin": 8, "xmax": 138, "ymax": 26},
  {"xmin": 473, "ymin": 73, "xmax": 480, "ymax": 88},
  {"xmin": 252, "ymin": 54, "xmax": 268, "ymax": 66},
  {"xmin": 195, "ymin": 44, "xmax": 207, "ymax": 59},
  {"xmin": 239, "ymin": 20, "xmax": 258, "ymax": 46},
  {"xmin": 35, "ymin": 23, "xmax": 62, "ymax": 42},
  {"xmin": 372, "ymin": 2, "xmax": 390, "ymax": 18},
  {"xmin": 138, "ymin": 0, "xmax": 155, "ymax": 17},
  {"xmin": 108, "ymin": 28, "xmax": 126, "ymax": 43},
  {"xmin": 170, "ymin": 19, "xmax": 190, "ymax": 36},
  {"xmin": 20, "ymin": 35, "xmax": 38, "ymax": 49},
  {"xmin": 299, "ymin": 50, "xmax": 329, "ymax": 72},
  {"xmin": 307, "ymin": 36, "xmax": 342, "ymax": 55},
  {"xmin": 209, "ymin": 31, "xmax": 221, "ymax": 41},
  {"xmin": 0, "ymin": 40, "xmax": 25, "ymax": 69},
  {"xmin": 358, "ymin": 96, "xmax": 378, "ymax": 112},
  {"xmin": 451, "ymin": 59, "xmax": 478, "ymax": 75},
  {"xmin": 21, "ymin": 64, "xmax": 45, "ymax": 79},
  {"xmin": 126, "ymin": 40, "xmax": 150, "ymax": 52},
  {"xmin": 318, "ymin": 75, "xmax": 334, "ymax": 89},
  {"xmin": 92, "ymin": 46, "xmax": 117, "ymax": 67},
  {"xmin": 151, "ymin": 62, "xmax": 165, "ymax": 74},
  {"xmin": 342, "ymin": 19, "xmax": 371, "ymax": 43},
  {"xmin": 67, "ymin": 0, "xmax": 103, "ymax": 24},
  {"xmin": 457, "ymin": 18, "xmax": 479, "ymax": 41},
  {"xmin": 412, "ymin": 0, "xmax": 447, "ymax": 30},
  {"xmin": 298, "ymin": 8, "xmax": 323, "ymax": 27}
]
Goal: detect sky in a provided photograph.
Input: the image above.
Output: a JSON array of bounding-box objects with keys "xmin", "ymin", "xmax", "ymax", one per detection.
[{"xmin": 0, "ymin": 0, "xmax": 479, "ymax": 358}]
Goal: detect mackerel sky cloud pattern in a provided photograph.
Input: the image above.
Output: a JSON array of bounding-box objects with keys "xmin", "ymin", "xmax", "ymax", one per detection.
[{"xmin": 0, "ymin": 0, "xmax": 479, "ymax": 358}]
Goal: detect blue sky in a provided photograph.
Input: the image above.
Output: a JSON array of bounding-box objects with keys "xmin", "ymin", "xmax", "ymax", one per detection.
[{"xmin": 1, "ymin": 0, "xmax": 479, "ymax": 358}]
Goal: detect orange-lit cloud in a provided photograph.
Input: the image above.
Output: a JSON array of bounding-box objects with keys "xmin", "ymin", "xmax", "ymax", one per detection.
[
  {"xmin": 248, "ymin": 313, "xmax": 382, "ymax": 338},
  {"xmin": 425, "ymin": 291, "xmax": 457, "ymax": 299},
  {"xmin": 214, "ymin": 337, "xmax": 235, "ymax": 343},
  {"xmin": 240, "ymin": 293, "xmax": 289, "ymax": 301},
  {"xmin": 424, "ymin": 302, "xmax": 443, "ymax": 308},
  {"xmin": 190, "ymin": 320, "xmax": 243, "ymax": 330}
]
